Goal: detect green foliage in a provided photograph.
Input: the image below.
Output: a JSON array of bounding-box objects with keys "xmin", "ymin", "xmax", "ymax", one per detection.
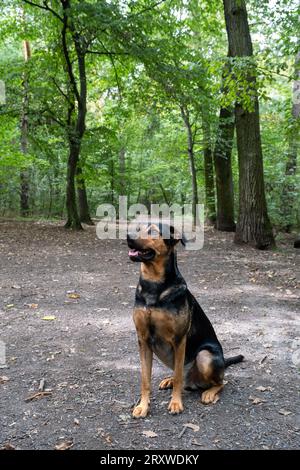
[{"xmin": 0, "ymin": 0, "xmax": 298, "ymax": 229}]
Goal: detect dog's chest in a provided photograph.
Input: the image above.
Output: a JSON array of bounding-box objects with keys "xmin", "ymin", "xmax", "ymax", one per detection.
[{"xmin": 133, "ymin": 306, "xmax": 189, "ymax": 370}]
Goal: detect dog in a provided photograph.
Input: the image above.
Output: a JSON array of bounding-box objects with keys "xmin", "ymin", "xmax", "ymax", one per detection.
[{"xmin": 127, "ymin": 222, "xmax": 243, "ymax": 418}]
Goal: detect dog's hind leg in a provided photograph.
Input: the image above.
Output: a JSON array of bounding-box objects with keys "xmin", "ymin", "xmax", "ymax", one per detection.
[
  {"xmin": 159, "ymin": 376, "xmax": 173, "ymax": 390},
  {"xmin": 195, "ymin": 349, "xmax": 225, "ymax": 405}
]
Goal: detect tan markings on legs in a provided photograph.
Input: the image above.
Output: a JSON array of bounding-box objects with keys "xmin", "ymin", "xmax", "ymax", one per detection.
[
  {"xmin": 168, "ymin": 336, "xmax": 186, "ymax": 414},
  {"xmin": 159, "ymin": 376, "xmax": 173, "ymax": 390},
  {"xmin": 196, "ymin": 350, "xmax": 214, "ymax": 382},
  {"xmin": 196, "ymin": 349, "xmax": 224, "ymax": 405},
  {"xmin": 132, "ymin": 339, "xmax": 153, "ymax": 418},
  {"xmin": 132, "ymin": 308, "xmax": 153, "ymax": 418}
]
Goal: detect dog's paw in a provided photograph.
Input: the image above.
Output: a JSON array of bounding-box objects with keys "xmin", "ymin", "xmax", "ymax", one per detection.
[
  {"xmin": 201, "ymin": 389, "xmax": 220, "ymax": 405},
  {"xmin": 132, "ymin": 404, "xmax": 149, "ymax": 418},
  {"xmin": 159, "ymin": 377, "xmax": 174, "ymax": 390},
  {"xmin": 168, "ymin": 399, "xmax": 184, "ymax": 414}
]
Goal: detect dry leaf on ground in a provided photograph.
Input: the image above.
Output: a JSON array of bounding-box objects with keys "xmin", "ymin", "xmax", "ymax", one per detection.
[
  {"xmin": 142, "ymin": 430, "xmax": 157, "ymax": 438},
  {"xmin": 67, "ymin": 293, "xmax": 80, "ymax": 299},
  {"xmin": 0, "ymin": 376, "xmax": 9, "ymax": 384},
  {"xmin": 184, "ymin": 423, "xmax": 200, "ymax": 432},
  {"xmin": 55, "ymin": 440, "xmax": 73, "ymax": 450}
]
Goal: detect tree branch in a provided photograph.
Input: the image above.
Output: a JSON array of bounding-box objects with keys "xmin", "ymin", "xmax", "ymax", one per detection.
[
  {"xmin": 60, "ymin": 2, "xmax": 81, "ymax": 105},
  {"xmin": 86, "ymin": 49, "xmax": 130, "ymax": 56},
  {"xmin": 52, "ymin": 77, "xmax": 73, "ymax": 104},
  {"xmin": 22, "ymin": 0, "xmax": 63, "ymax": 22},
  {"xmin": 128, "ymin": 0, "xmax": 169, "ymax": 18}
]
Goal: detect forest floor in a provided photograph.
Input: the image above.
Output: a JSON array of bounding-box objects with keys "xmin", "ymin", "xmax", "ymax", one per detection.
[{"xmin": 0, "ymin": 220, "xmax": 299, "ymax": 450}]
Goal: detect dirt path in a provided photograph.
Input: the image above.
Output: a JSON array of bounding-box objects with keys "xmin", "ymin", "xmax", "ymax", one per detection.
[{"xmin": 0, "ymin": 221, "xmax": 299, "ymax": 450}]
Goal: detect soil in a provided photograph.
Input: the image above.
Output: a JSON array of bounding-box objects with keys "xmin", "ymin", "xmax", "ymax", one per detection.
[{"xmin": 0, "ymin": 220, "xmax": 299, "ymax": 450}]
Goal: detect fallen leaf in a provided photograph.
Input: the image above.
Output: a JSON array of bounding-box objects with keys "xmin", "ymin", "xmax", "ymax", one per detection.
[
  {"xmin": 42, "ymin": 315, "xmax": 56, "ymax": 321},
  {"xmin": 12, "ymin": 285, "xmax": 21, "ymax": 289},
  {"xmin": 249, "ymin": 396, "xmax": 266, "ymax": 405},
  {"xmin": 67, "ymin": 293, "xmax": 80, "ymax": 299},
  {"xmin": 256, "ymin": 386, "xmax": 273, "ymax": 392},
  {"xmin": 0, "ymin": 376, "xmax": 9, "ymax": 384},
  {"xmin": 142, "ymin": 430, "xmax": 157, "ymax": 438},
  {"xmin": 55, "ymin": 440, "xmax": 73, "ymax": 451},
  {"xmin": 184, "ymin": 423, "xmax": 200, "ymax": 432},
  {"xmin": 1, "ymin": 443, "xmax": 16, "ymax": 450},
  {"xmin": 6, "ymin": 304, "xmax": 14, "ymax": 308},
  {"xmin": 28, "ymin": 303, "xmax": 38, "ymax": 309},
  {"xmin": 278, "ymin": 409, "xmax": 292, "ymax": 416}
]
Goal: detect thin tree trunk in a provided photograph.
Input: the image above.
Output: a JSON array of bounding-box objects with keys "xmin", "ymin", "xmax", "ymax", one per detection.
[
  {"xmin": 65, "ymin": 142, "xmax": 82, "ymax": 229},
  {"xmin": 76, "ymin": 165, "xmax": 94, "ymax": 225},
  {"xmin": 110, "ymin": 159, "xmax": 115, "ymax": 204},
  {"xmin": 20, "ymin": 40, "xmax": 31, "ymax": 216},
  {"xmin": 223, "ymin": 0, "xmax": 275, "ymax": 249},
  {"xmin": 214, "ymin": 106, "xmax": 236, "ymax": 231},
  {"xmin": 159, "ymin": 183, "xmax": 170, "ymax": 205},
  {"xmin": 180, "ymin": 105, "xmax": 198, "ymax": 226},
  {"xmin": 281, "ymin": 50, "xmax": 300, "ymax": 232},
  {"xmin": 119, "ymin": 147, "xmax": 126, "ymax": 195},
  {"xmin": 202, "ymin": 114, "xmax": 216, "ymax": 224}
]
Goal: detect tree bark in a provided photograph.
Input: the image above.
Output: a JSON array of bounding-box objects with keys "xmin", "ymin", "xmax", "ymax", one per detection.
[
  {"xmin": 76, "ymin": 165, "xmax": 94, "ymax": 225},
  {"xmin": 180, "ymin": 105, "xmax": 198, "ymax": 226},
  {"xmin": 281, "ymin": 50, "xmax": 300, "ymax": 232},
  {"xmin": 65, "ymin": 142, "xmax": 82, "ymax": 229},
  {"xmin": 214, "ymin": 106, "xmax": 236, "ymax": 231},
  {"xmin": 223, "ymin": 0, "xmax": 275, "ymax": 249},
  {"xmin": 202, "ymin": 114, "xmax": 216, "ymax": 224},
  {"xmin": 20, "ymin": 40, "xmax": 31, "ymax": 217}
]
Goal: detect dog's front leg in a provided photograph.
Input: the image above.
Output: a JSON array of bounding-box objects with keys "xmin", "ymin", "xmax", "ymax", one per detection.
[
  {"xmin": 133, "ymin": 338, "xmax": 153, "ymax": 418},
  {"xmin": 168, "ymin": 336, "xmax": 186, "ymax": 414}
]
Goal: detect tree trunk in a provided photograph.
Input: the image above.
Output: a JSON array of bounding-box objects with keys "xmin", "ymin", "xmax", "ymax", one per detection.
[
  {"xmin": 214, "ymin": 107, "xmax": 236, "ymax": 231},
  {"xmin": 223, "ymin": 0, "xmax": 275, "ymax": 249},
  {"xmin": 281, "ymin": 50, "xmax": 300, "ymax": 232},
  {"xmin": 65, "ymin": 142, "xmax": 82, "ymax": 229},
  {"xmin": 202, "ymin": 115, "xmax": 216, "ymax": 224},
  {"xmin": 61, "ymin": 0, "xmax": 87, "ymax": 230},
  {"xmin": 119, "ymin": 147, "xmax": 126, "ymax": 196},
  {"xmin": 159, "ymin": 183, "xmax": 170, "ymax": 205},
  {"xmin": 76, "ymin": 165, "xmax": 94, "ymax": 225},
  {"xmin": 180, "ymin": 106, "xmax": 198, "ymax": 226},
  {"xmin": 20, "ymin": 40, "xmax": 31, "ymax": 217}
]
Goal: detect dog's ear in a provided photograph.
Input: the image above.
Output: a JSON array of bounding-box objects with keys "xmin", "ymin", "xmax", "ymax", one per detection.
[{"xmin": 164, "ymin": 225, "xmax": 185, "ymax": 247}]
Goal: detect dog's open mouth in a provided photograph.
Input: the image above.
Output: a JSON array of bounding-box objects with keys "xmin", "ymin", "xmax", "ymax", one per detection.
[{"xmin": 128, "ymin": 248, "xmax": 155, "ymax": 261}]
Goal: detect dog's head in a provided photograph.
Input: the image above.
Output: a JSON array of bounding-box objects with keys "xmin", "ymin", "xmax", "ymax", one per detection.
[{"xmin": 127, "ymin": 223, "xmax": 184, "ymax": 263}]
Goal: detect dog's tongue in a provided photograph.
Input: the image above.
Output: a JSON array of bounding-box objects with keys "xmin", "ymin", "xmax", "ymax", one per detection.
[{"xmin": 128, "ymin": 249, "xmax": 139, "ymax": 257}]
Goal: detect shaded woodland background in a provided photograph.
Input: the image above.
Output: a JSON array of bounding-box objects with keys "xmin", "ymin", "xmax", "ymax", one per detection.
[{"xmin": 0, "ymin": 0, "xmax": 299, "ymax": 248}]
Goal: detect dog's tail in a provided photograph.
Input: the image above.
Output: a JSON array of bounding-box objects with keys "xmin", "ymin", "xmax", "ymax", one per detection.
[{"xmin": 224, "ymin": 354, "xmax": 244, "ymax": 368}]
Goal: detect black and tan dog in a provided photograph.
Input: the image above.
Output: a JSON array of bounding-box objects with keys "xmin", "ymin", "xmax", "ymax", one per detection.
[{"xmin": 127, "ymin": 223, "xmax": 243, "ymax": 418}]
